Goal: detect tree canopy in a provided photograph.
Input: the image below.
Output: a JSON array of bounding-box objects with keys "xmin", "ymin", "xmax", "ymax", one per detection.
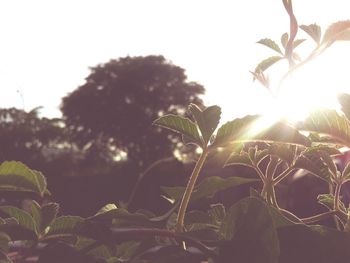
[{"xmin": 61, "ymin": 55, "xmax": 205, "ymax": 167}]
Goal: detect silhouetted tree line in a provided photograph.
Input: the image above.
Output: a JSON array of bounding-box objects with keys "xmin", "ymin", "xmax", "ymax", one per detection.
[
  {"xmin": 0, "ymin": 55, "xmax": 205, "ymax": 215},
  {"xmin": 1, "ymin": 54, "xmax": 350, "ymax": 219}
]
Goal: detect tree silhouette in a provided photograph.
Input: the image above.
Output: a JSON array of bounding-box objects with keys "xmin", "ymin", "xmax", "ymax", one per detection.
[
  {"xmin": 0, "ymin": 107, "xmax": 66, "ymax": 169},
  {"xmin": 61, "ymin": 55, "xmax": 205, "ymax": 167}
]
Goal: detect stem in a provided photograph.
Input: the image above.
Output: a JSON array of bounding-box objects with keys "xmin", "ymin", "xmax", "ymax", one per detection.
[
  {"xmin": 125, "ymin": 157, "xmax": 174, "ymax": 208},
  {"xmin": 301, "ymin": 210, "xmax": 337, "ymax": 224},
  {"xmin": 334, "ymin": 183, "xmax": 342, "ymax": 211},
  {"xmin": 273, "ymin": 167, "xmax": 294, "ymax": 185},
  {"xmin": 253, "ymin": 165, "xmax": 266, "ymax": 182},
  {"xmin": 175, "ymin": 147, "xmax": 209, "ymax": 232}
]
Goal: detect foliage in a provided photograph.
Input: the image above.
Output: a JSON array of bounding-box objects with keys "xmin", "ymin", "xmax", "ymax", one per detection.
[
  {"xmin": 1, "ymin": 0, "xmax": 350, "ymax": 262},
  {"xmin": 61, "ymin": 55, "xmax": 205, "ymax": 168}
]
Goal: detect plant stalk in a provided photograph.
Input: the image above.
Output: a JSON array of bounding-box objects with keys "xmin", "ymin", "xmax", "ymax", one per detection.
[{"xmin": 175, "ymin": 147, "xmax": 209, "ymax": 232}]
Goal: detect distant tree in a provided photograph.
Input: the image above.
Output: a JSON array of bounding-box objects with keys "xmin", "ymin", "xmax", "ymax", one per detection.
[
  {"xmin": 0, "ymin": 107, "xmax": 66, "ymax": 169},
  {"xmin": 61, "ymin": 55, "xmax": 205, "ymax": 167}
]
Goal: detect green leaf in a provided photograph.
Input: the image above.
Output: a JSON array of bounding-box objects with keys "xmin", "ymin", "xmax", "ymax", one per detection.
[
  {"xmin": 213, "ymin": 115, "xmax": 310, "ymax": 148},
  {"xmin": 218, "ymin": 197, "xmax": 279, "ymax": 263},
  {"xmin": 257, "ymin": 38, "xmax": 283, "ymax": 54},
  {"xmin": 268, "ymin": 144, "xmax": 295, "ymax": 166},
  {"xmin": 88, "ymin": 206, "xmax": 155, "ymax": 228},
  {"xmin": 188, "ymin": 104, "xmax": 221, "ymax": 145},
  {"xmin": 303, "ymin": 145, "xmax": 341, "ymax": 156},
  {"xmin": 281, "ymin": 32, "xmax": 289, "ymax": 49},
  {"xmin": 293, "ymin": 39, "xmax": 306, "ymax": 49},
  {"xmin": 0, "ymin": 233, "xmax": 10, "ymax": 253},
  {"xmin": 254, "ymin": 56, "xmax": 283, "ymax": 73},
  {"xmin": 225, "ymin": 151, "xmax": 254, "ymax": 167},
  {"xmin": 300, "ymin": 109, "xmax": 350, "ymax": 147},
  {"xmin": 161, "ymin": 176, "xmax": 258, "ymax": 202},
  {"xmin": 322, "ymin": 20, "xmax": 350, "ymax": 45},
  {"xmin": 47, "ymin": 216, "xmax": 84, "ymax": 236},
  {"xmin": 300, "ymin": 23, "xmax": 321, "ymax": 44},
  {"xmin": 153, "ymin": 114, "xmax": 202, "ymax": 146},
  {"xmin": 294, "ymin": 151, "xmax": 333, "ymax": 182},
  {"xmin": 0, "ymin": 206, "xmax": 36, "ymax": 232},
  {"xmin": 0, "ymin": 161, "xmax": 47, "ymax": 196},
  {"xmin": 318, "ymin": 194, "xmax": 346, "ymax": 213},
  {"xmin": 31, "ymin": 201, "xmax": 59, "ymax": 235}
]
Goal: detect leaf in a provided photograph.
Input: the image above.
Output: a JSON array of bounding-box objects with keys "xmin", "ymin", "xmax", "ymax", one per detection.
[
  {"xmin": 0, "ymin": 206, "xmax": 36, "ymax": 232},
  {"xmin": 268, "ymin": 144, "xmax": 295, "ymax": 166},
  {"xmin": 188, "ymin": 104, "xmax": 221, "ymax": 145},
  {"xmin": 212, "ymin": 115, "xmax": 310, "ymax": 148},
  {"xmin": 257, "ymin": 38, "xmax": 283, "ymax": 55},
  {"xmin": 161, "ymin": 176, "xmax": 258, "ymax": 202},
  {"xmin": 292, "ymin": 52, "xmax": 302, "ymax": 61},
  {"xmin": 342, "ymin": 162, "xmax": 350, "ymax": 182},
  {"xmin": 303, "ymin": 145, "xmax": 341, "ymax": 156},
  {"xmin": 47, "ymin": 216, "xmax": 84, "ymax": 236},
  {"xmin": 31, "ymin": 201, "xmax": 59, "ymax": 235},
  {"xmin": 322, "ymin": 20, "xmax": 350, "ymax": 45},
  {"xmin": 278, "ymin": 224, "xmax": 350, "ymax": 263},
  {"xmin": 317, "ymin": 194, "xmax": 346, "ymax": 213},
  {"xmin": 218, "ymin": 197, "xmax": 279, "ymax": 263},
  {"xmin": 225, "ymin": 151, "xmax": 254, "ymax": 167},
  {"xmin": 294, "ymin": 151, "xmax": 333, "ymax": 183},
  {"xmin": 0, "ymin": 233, "xmax": 10, "ymax": 253},
  {"xmin": 87, "ymin": 206, "xmax": 155, "ymax": 228},
  {"xmin": 300, "ymin": 23, "xmax": 321, "ymax": 44},
  {"xmin": 281, "ymin": 32, "xmax": 289, "ymax": 49},
  {"xmin": 293, "ymin": 39, "xmax": 306, "ymax": 49},
  {"xmin": 254, "ymin": 56, "xmax": 283, "ymax": 73},
  {"xmin": 338, "ymin": 93, "xmax": 350, "ymax": 120},
  {"xmin": 299, "ymin": 109, "xmax": 350, "ymax": 147},
  {"xmin": 153, "ymin": 115, "xmax": 202, "ymax": 146},
  {"xmin": 0, "ymin": 161, "xmax": 47, "ymax": 196}
]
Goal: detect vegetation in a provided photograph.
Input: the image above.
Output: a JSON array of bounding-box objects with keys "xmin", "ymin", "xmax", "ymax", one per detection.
[{"xmin": 0, "ymin": 0, "xmax": 350, "ymax": 262}]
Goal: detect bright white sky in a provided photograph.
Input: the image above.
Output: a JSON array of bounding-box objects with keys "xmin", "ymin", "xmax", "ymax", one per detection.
[{"xmin": 0, "ymin": 0, "xmax": 349, "ymax": 123}]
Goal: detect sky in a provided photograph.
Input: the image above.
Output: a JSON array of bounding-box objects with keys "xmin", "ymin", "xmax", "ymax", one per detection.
[{"xmin": 0, "ymin": 0, "xmax": 350, "ymax": 123}]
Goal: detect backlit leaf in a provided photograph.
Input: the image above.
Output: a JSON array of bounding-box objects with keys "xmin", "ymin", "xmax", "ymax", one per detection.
[
  {"xmin": 153, "ymin": 115, "xmax": 202, "ymax": 146},
  {"xmin": 300, "ymin": 23, "xmax": 321, "ymax": 44},
  {"xmin": 322, "ymin": 20, "xmax": 350, "ymax": 45},
  {"xmin": 257, "ymin": 38, "xmax": 283, "ymax": 55},
  {"xmin": 255, "ymin": 56, "xmax": 283, "ymax": 73},
  {"xmin": 281, "ymin": 32, "xmax": 289, "ymax": 49},
  {"xmin": 189, "ymin": 104, "xmax": 221, "ymax": 145},
  {"xmin": 212, "ymin": 115, "xmax": 310, "ymax": 148},
  {"xmin": 0, "ymin": 161, "xmax": 47, "ymax": 196},
  {"xmin": 293, "ymin": 39, "xmax": 306, "ymax": 49},
  {"xmin": 299, "ymin": 109, "xmax": 350, "ymax": 147}
]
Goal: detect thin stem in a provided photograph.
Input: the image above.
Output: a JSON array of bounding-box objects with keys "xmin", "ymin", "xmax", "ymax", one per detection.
[
  {"xmin": 273, "ymin": 167, "xmax": 295, "ymax": 185},
  {"xmin": 333, "ymin": 182, "xmax": 343, "ymax": 230},
  {"xmin": 301, "ymin": 210, "xmax": 337, "ymax": 224},
  {"xmin": 125, "ymin": 157, "xmax": 174, "ymax": 208},
  {"xmin": 175, "ymin": 147, "xmax": 209, "ymax": 232},
  {"xmin": 253, "ymin": 165, "xmax": 266, "ymax": 182},
  {"xmin": 334, "ymin": 183, "xmax": 342, "ymax": 211}
]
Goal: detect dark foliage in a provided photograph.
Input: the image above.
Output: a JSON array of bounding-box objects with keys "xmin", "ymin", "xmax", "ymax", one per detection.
[{"xmin": 61, "ymin": 55, "xmax": 205, "ymax": 168}]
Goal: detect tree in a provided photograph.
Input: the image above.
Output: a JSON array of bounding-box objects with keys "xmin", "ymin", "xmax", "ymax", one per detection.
[
  {"xmin": 0, "ymin": 107, "xmax": 66, "ymax": 169},
  {"xmin": 61, "ymin": 55, "xmax": 205, "ymax": 167}
]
